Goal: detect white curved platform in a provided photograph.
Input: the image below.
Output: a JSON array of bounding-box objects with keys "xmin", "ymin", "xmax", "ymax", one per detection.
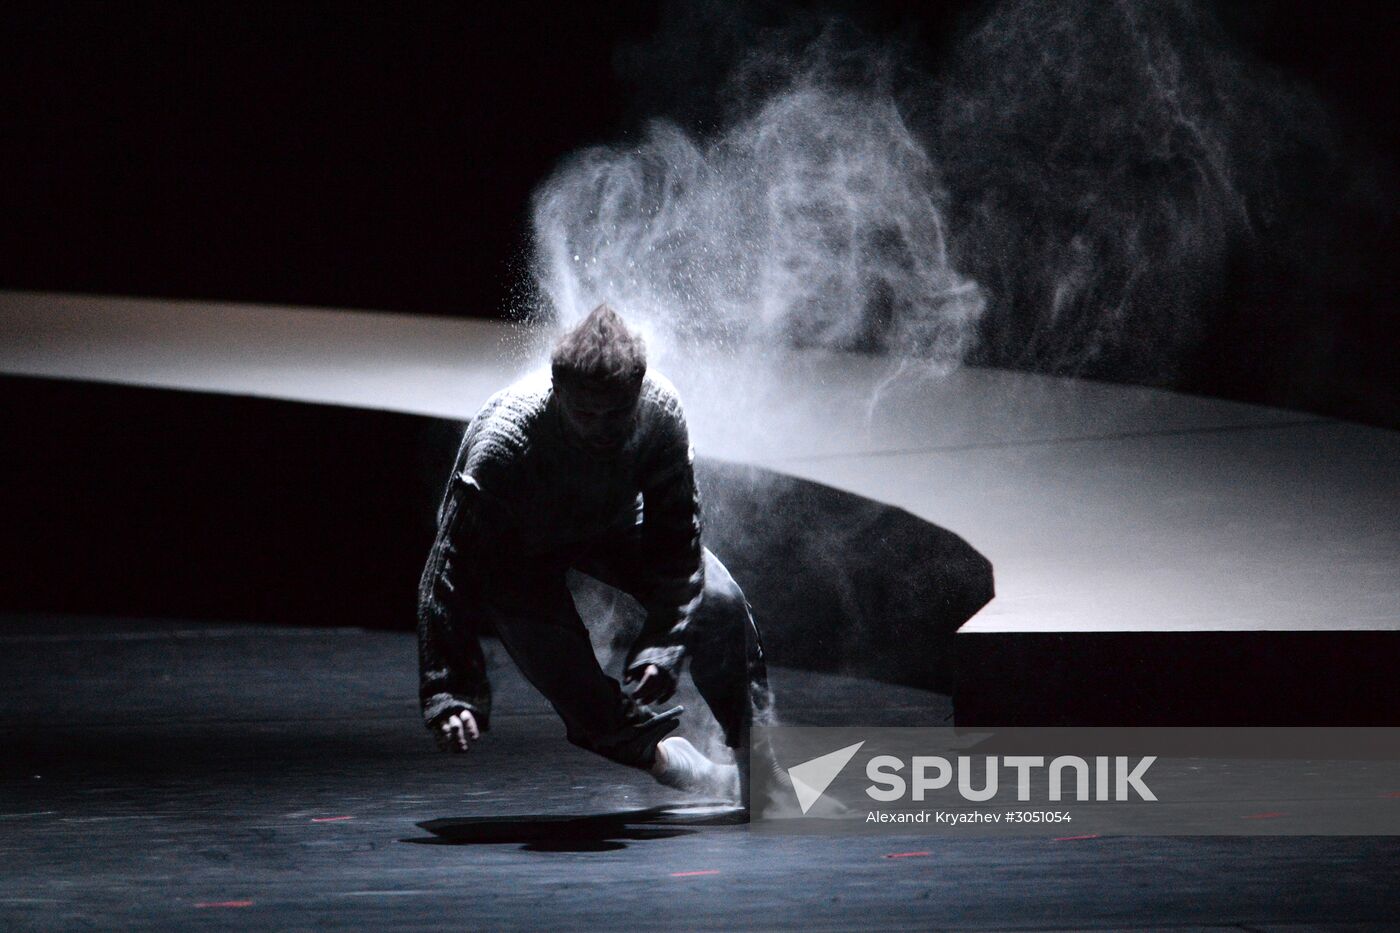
[{"xmin": 4, "ymin": 290, "xmax": 1397, "ymax": 722}]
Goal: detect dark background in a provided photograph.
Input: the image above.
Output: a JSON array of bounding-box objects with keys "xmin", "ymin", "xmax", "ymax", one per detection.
[{"xmin": 1, "ymin": 1, "xmax": 1395, "ymax": 423}]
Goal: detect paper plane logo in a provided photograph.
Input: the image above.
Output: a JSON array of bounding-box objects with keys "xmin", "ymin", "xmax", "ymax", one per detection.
[{"xmin": 788, "ymin": 741, "xmax": 864, "ymax": 814}]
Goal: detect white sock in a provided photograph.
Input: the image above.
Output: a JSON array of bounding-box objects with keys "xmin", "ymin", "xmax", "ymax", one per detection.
[{"xmin": 651, "ymin": 736, "xmax": 739, "ymax": 800}]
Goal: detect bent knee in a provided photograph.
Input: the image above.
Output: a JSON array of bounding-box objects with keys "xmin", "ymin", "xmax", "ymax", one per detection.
[
  {"xmin": 685, "ymin": 553, "xmax": 754, "ymax": 660},
  {"xmin": 698, "ymin": 553, "xmax": 750, "ymax": 622},
  {"xmin": 694, "ymin": 563, "xmax": 750, "ymax": 627}
]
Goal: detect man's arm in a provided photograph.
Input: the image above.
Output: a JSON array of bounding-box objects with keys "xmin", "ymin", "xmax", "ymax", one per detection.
[
  {"xmin": 628, "ymin": 397, "xmax": 705, "ymax": 687},
  {"xmin": 417, "ymin": 465, "xmax": 495, "ymax": 736}
]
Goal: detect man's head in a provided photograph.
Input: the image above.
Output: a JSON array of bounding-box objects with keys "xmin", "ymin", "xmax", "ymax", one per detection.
[{"xmin": 550, "ymin": 303, "xmax": 647, "ymax": 455}]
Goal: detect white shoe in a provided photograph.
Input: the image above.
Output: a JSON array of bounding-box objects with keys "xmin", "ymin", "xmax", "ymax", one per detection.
[{"xmin": 652, "ymin": 736, "xmax": 739, "ymax": 800}]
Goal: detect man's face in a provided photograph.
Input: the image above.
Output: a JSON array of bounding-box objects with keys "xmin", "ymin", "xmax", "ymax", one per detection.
[{"xmin": 555, "ymin": 380, "xmax": 642, "ymax": 455}]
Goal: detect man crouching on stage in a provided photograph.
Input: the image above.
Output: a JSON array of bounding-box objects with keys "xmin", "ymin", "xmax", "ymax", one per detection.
[{"xmin": 416, "ymin": 302, "xmax": 774, "ymax": 809}]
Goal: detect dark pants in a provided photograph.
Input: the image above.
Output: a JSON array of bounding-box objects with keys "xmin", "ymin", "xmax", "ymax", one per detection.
[{"xmin": 476, "ymin": 533, "xmax": 774, "ymax": 769}]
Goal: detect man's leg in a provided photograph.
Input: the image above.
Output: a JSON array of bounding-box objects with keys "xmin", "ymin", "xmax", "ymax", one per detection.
[
  {"xmin": 574, "ymin": 540, "xmax": 775, "ymax": 754},
  {"xmin": 573, "ymin": 539, "xmax": 778, "ymax": 806},
  {"xmin": 684, "ymin": 548, "xmax": 777, "ymax": 753},
  {"xmin": 483, "ymin": 567, "xmax": 681, "ymax": 770}
]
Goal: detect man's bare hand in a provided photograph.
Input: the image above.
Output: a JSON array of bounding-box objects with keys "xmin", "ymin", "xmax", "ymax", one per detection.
[
  {"xmin": 432, "ymin": 709, "xmax": 480, "ymax": 753},
  {"xmin": 625, "ymin": 663, "xmax": 677, "ymax": 705}
]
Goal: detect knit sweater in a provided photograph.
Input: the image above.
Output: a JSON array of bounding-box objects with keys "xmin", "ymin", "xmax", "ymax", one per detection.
[{"xmin": 416, "ymin": 368, "xmax": 705, "ymax": 732}]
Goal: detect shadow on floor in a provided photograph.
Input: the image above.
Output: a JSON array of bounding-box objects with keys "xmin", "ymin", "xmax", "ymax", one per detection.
[{"xmin": 408, "ymin": 803, "xmax": 746, "ymax": 852}]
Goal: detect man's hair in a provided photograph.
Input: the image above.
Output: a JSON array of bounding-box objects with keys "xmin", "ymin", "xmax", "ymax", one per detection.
[{"xmin": 550, "ymin": 303, "xmax": 647, "ymax": 393}]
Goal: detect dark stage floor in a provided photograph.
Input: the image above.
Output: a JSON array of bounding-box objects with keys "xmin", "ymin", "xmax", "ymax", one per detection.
[{"xmin": 3, "ymin": 615, "xmax": 1399, "ymax": 931}]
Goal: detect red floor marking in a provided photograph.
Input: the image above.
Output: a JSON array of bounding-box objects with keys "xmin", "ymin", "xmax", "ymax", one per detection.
[
  {"xmin": 883, "ymin": 851, "xmax": 930, "ymax": 859},
  {"xmin": 1381, "ymin": 792, "xmax": 1400, "ymax": 798},
  {"xmin": 194, "ymin": 900, "xmax": 253, "ymax": 909},
  {"xmin": 1053, "ymin": 834, "xmax": 1100, "ymax": 841},
  {"xmin": 310, "ymin": 815, "xmax": 354, "ymax": 822},
  {"xmin": 1242, "ymin": 811, "xmax": 1286, "ymax": 820},
  {"xmin": 670, "ymin": 870, "xmax": 720, "ymax": 877}
]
